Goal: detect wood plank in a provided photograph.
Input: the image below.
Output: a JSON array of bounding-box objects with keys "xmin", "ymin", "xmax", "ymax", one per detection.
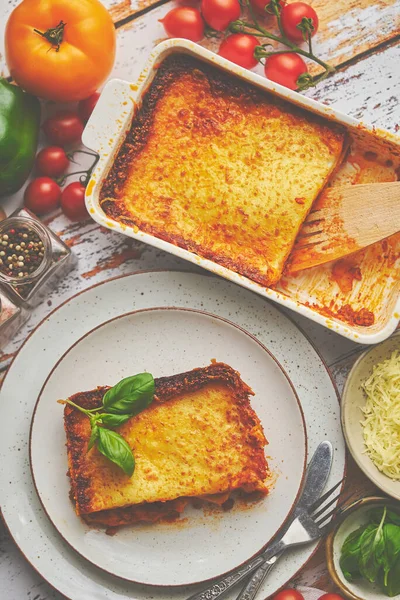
[
  {"xmin": 110, "ymin": 0, "xmax": 400, "ymax": 74},
  {"xmin": 304, "ymin": 43, "xmax": 400, "ymax": 133},
  {"xmin": 111, "ymin": 2, "xmax": 400, "ymax": 80},
  {"xmin": 104, "ymin": 0, "xmax": 165, "ymax": 22}
]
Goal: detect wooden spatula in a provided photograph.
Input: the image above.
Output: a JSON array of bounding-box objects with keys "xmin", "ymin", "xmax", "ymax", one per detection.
[{"xmin": 287, "ymin": 181, "xmax": 400, "ymax": 273}]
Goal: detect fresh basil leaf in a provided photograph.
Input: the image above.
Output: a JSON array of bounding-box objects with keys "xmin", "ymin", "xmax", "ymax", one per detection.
[
  {"xmin": 339, "ymin": 525, "xmax": 365, "ymax": 581},
  {"xmin": 98, "ymin": 413, "xmax": 132, "ymax": 427},
  {"xmin": 97, "ymin": 427, "xmax": 135, "ymax": 476},
  {"xmin": 342, "ymin": 525, "xmax": 365, "ymax": 554},
  {"xmin": 370, "ymin": 509, "xmax": 400, "ymax": 527},
  {"xmin": 358, "ymin": 526, "xmax": 382, "ymax": 582},
  {"xmin": 87, "ymin": 424, "xmax": 99, "ymax": 451},
  {"xmin": 381, "ymin": 524, "xmax": 400, "ymax": 585},
  {"xmin": 103, "ymin": 373, "xmax": 154, "ymax": 415},
  {"xmin": 341, "ymin": 566, "xmax": 357, "ymax": 582},
  {"xmin": 340, "ymin": 557, "xmax": 361, "ymax": 583},
  {"xmin": 386, "ymin": 511, "xmax": 400, "ymax": 527},
  {"xmin": 370, "ymin": 508, "xmax": 385, "ymax": 524},
  {"xmin": 383, "ymin": 553, "xmax": 400, "ymax": 597},
  {"xmin": 359, "ymin": 510, "xmax": 387, "ymax": 583}
]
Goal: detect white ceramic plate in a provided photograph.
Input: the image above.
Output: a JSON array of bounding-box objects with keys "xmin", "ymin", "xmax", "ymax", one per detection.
[
  {"xmin": 341, "ymin": 331, "xmax": 400, "ymax": 500},
  {"xmin": 0, "ymin": 271, "xmax": 345, "ymax": 600},
  {"xmin": 30, "ymin": 307, "xmax": 306, "ymax": 586}
]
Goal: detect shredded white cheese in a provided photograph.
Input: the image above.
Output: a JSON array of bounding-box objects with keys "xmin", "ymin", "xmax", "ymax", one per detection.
[{"xmin": 361, "ymin": 350, "xmax": 400, "ymax": 480}]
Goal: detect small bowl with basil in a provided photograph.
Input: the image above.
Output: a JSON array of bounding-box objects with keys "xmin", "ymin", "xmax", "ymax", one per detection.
[{"xmin": 326, "ymin": 497, "xmax": 400, "ymax": 600}]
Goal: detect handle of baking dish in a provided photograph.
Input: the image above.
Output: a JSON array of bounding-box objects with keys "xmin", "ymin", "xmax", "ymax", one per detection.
[{"xmin": 81, "ymin": 78, "xmax": 135, "ymax": 155}]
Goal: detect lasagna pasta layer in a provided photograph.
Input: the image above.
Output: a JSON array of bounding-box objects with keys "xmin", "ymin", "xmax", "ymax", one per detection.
[
  {"xmin": 100, "ymin": 55, "xmax": 346, "ymax": 286},
  {"xmin": 64, "ymin": 363, "xmax": 270, "ymax": 522}
]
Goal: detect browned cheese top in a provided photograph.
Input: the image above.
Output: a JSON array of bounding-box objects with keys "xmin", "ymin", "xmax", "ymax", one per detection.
[{"xmin": 100, "ymin": 55, "xmax": 346, "ymax": 286}]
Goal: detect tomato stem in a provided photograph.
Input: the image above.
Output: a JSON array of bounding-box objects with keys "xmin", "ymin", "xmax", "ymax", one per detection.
[
  {"xmin": 33, "ymin": 21, "xmax": 66, "ymax": 52},
  {"xmin": 67, "ymin": 149, "xmax": 98, "ymax": 164},
  {"xmin": 204, "ymin": 25, "xmax": 223, "ymax": 39},
  {"xmin": 271, "ymin": 0, "xmax": 286, "ymax": 40},
  {"xmin": 84, "ymin": 153, "xmax": 100, "ymax": 186},
  {"xmin": 307, "ymin": 30, "xmax": 313, "ymax": 55},
  {"xmin": 57, "ymin": 170, "xmax": 88, "ymax": 185},
  {"xmin": 57, "ymin": 153, "xmax": 99, "ymax": 187}
]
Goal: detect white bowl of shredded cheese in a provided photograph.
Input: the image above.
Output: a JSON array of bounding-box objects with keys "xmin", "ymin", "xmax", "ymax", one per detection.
[{"xmin": 342, "ymin": 331, "xmax": 400, "ymax": 500}]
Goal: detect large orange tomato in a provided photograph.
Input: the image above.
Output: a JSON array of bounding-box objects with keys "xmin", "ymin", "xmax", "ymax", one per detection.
[{"xmin": 5, "ymin": 0, "xmax": 116, "ymax": 102}]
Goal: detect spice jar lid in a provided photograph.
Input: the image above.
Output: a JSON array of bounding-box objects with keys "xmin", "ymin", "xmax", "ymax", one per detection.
[{"xmin": 0, "ymin": 216, "xmax": 52, "ymax": 285}]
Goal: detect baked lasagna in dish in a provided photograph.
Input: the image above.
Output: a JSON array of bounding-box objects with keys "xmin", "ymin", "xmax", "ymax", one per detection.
[
  {"xmin": 100, "ymin": 54, "xmax": 347, "ymax": 287},
  {"xmin": 64, "ymin": 362, "xmax": 270, "ymax": 527}
]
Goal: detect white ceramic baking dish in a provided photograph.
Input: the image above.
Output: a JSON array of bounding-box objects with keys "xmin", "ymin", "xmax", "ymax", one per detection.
[{"xmin": 83, "ymin": 39, "xmax": 400, "ymax": 344}]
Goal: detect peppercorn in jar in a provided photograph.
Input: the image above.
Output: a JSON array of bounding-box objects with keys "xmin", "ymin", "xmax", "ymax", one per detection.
[{"xmin": 0, "ymin": 210, "xmax": 75, "ymax": 309}]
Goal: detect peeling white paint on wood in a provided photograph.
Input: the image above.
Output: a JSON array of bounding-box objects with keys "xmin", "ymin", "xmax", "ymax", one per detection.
[{"xmin": 305, "ymin": 44, "xmax": 400, "ymax": 133}]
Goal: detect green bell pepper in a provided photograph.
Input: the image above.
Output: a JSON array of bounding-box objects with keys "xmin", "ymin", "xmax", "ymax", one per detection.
[{"xmin": 0, "ymin": 78, "xmax": 41, "ymax": 197}]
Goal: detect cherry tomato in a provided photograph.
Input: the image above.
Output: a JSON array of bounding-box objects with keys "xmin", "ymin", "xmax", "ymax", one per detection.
[
  {"xmin": 36, "ymin": 147, "xmax": 69, "ymax": 177},
  {"xmin": 61, "ymin": 182, "xmax": 89, "ymax": 221},
  {"xmin": 318, "ymin": 595, "xmax": 345, "ymax": 600},
  {"xmin": 24, "ymin": 177, "xmax": 61, "ymax": 215},
  {"xmin": 201, "ymin": 0, "xmax": 241, "ymax": 31},
  {"xmin": 250, "ymin": 0, "xmax": 285, "ymax": 15},
  {"xmin": 264, "ymin": 52, "xmax": 308, "ymax": 90},
  {"xmin": 218, "ymin": 34, "xmax": 259, "ymax": 69},
  {"xmin": 273, "ymin": 590, "xmax": 304, "ymax": 600},
  {"xmin": 160, "ymin": 7, "xmax": 204, "ymax": 42},
  {"xmin": 281, "ymin": 2, "xmax": 319, "ymax": 42},
  {"xmin": 78, "ymin": 92, "xmax": 101, "ymax": 123},
  {"xmin": 43, "ymin": 111, "xmax": 84, "ymax": 147}
]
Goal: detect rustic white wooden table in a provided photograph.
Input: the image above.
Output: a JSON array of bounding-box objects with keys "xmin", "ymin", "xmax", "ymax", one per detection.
[{"xmin": 0, "ymin": 0, "xmax": 399, "ymax": 597}]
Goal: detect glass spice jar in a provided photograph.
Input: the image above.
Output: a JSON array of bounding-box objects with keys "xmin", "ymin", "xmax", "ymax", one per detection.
[
  {"xmin": 0, "ymin": 208, "xmax": 76, "ymax": 309},
  {"xmin": 0, "ymin": 287, "xmax": 29, "ymax": 349}
]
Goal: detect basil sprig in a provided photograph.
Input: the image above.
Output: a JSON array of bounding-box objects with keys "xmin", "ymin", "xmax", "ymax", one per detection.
[
  {"xmin": 340, "ymin": 506, "xmax": 400, "ymax": 597},
  {"xmin": 62, "ymin": 373, "xmax": 154, "ymax": 476}
]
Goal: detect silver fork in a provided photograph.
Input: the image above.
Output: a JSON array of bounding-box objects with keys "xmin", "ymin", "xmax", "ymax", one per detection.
[
  {"xmin": 234, "ymin": 480, "xmax": 349, "ymax": 600},
  {"xmin": 187, "ymin": 480, "xmax": 347, "ymax": 600}
]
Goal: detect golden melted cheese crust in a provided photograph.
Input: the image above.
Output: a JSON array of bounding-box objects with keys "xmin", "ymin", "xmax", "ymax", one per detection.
[
  {"xmin": 64, "ymin": 363, "xmax": 269, "ymax": 518},
  {"xmin": 100, "ymin": 55, "xmax": 346, "ymax": 286}
]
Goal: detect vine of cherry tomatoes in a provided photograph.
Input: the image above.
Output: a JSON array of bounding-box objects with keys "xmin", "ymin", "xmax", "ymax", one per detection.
[
  {"xmin": 24, "ymin": 93, "xmax": 100, "ymax": 221},
  {"xmin": 159, "ymin": 0, "xmax": 321, "ymax": 91}
]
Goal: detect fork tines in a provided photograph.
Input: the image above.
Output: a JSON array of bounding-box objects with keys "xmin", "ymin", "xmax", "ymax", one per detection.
[{"xmin": 308, "ymin": 478, "xmax": 349, "ymax": 530}]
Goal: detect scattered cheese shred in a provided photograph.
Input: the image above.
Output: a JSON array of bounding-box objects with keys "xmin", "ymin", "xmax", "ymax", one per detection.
[{"xmin": 361, "ymin": 350, "xmax": 400, "ymax": 480}]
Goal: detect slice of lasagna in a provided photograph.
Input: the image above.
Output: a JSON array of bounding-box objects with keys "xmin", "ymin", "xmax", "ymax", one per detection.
[
  {"xmin": 100, "ymin": 54, "xmax": 347, "ymax": 287},
  {"xmin": 64, "ymin": 363, "xmax": 270, "ymax": 527}
]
